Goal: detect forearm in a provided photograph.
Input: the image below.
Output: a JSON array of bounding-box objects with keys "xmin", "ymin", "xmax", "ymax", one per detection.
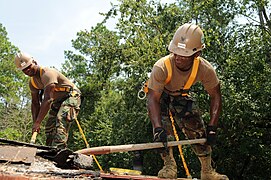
[
  {"xmin": 209, "ymin": 92, "xmax": 222, "ymax": 126},
  {"xmin": 31, "ymin": 102, "xmax": 40, "ymax": 123},
  {"xmin": 35, "ymin": 98, "xmax": 52, "ymax": 124},
  {"xmin": 147, "ymin": 96, "xmax": 162, "ymax": 129}
]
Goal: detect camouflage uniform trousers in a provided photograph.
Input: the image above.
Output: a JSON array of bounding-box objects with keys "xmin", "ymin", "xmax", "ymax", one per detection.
[
  {"xmin": 45, "ymin": 94, "xmax": 81, "ymax": 149},
  {"xmin": 160, "ymin": 92, "xmax": 211, "ymax": 156}
]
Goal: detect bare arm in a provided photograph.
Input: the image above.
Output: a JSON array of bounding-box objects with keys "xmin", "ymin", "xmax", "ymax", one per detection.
[
  {"xmin": 206, "ymin": 83, "xmax": 222, "ymax": 126},
  {"xmin": 31, "ymin": 89, "xmax": 41, "ymax": 123},
  {"xmin": 147, "ymin": 89, "xmax": 163, "ymax": 129},
  {"xmin": 32, "ymin": 83, "xmax": 55, "ymax": 133}
]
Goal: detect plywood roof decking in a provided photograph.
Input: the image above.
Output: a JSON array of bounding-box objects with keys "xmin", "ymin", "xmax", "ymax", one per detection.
[{"xmin": 0, "ymin": 146, "xmax": 37, "ymax": 164}]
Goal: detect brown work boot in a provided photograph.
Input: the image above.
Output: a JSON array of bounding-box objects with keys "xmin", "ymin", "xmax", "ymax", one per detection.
[
  {"xmin": 158, "ymin": 148, "xmax": 177, "ymax": 179},
  {"xmin": 199, "ymin": 156, "xmax": 229, "ymax": 180}
]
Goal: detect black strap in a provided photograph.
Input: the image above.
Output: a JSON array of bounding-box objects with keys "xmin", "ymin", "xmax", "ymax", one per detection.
[{"xmin": 164, "ymin": 87, "xmax": 190, "ymax": 96}]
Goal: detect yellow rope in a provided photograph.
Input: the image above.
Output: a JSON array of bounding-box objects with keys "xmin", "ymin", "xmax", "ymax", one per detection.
[
  {"xmin": 74, "ymin": 117, "xmax": 104, "ymax": 172},
  {"xmin": 169, "ymin": 111, "xmax": 192, "ymax": 178}
]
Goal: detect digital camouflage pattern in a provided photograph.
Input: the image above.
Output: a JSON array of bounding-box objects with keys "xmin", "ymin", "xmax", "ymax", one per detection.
[
  {"xmin": 160, "ymin": 92, "xmax": 211, "ymax": 156},
  {"xmin": 45, "ymin": 94, "xmax": 81, "ymax": 149}
]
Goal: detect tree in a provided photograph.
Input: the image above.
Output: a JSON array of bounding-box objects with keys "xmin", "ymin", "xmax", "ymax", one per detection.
[{"xmin": 0, "ymin": 23, "xmax": 33, "ymax": 142}]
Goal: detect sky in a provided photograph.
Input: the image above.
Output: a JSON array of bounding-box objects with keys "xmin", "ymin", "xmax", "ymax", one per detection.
[
  {"xmin": 0, "ymin": 0, "xmax": 119, "ymax": 69},
  {"xmin": 0, "ymin": 0, "xmax": 175, "ymax": 70}
]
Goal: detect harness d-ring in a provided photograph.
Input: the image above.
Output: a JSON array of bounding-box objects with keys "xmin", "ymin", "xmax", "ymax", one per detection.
[
  {"xmin": 138, "ymin": 81, "xmax": 149, "ymax": 100},
  {"xmin": 138, "ymin": 88, "xmax": 146, "ymax": 100}
]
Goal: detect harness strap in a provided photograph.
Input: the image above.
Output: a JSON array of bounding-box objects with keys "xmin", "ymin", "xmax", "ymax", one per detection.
[
  {"xmin": 138, "ymin": 56, "xmax": 200, "ymax": 99},
  {"xmin": 54, "ymin": 87, "xmax": 72, "ymax": 92},
  {"xmin": 30, "ymin": 67, "xmax": 75, "ymax": 93},
  {"xmin": 181, "ymin": 57, "xmax": 200, "ymax": 96},
  {"xmin": 30, "ymin": 67, "xmax": 43, "ymax": 89},
  {"xmin": 142, "ymin": 57, "xmax": 171, "ymax": 94},
  {"xmin": 31, "ymin": 78, "xmax": 38, "ymax": 89},
  {"xmin": 164, "ymin": 57, "xmax": 172, "ymax": 84}
]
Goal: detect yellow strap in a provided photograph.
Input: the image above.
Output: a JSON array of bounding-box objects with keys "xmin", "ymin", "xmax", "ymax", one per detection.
[
  {"xmin": 30, "ymin": 78, "xmax": 39, "ymax": 89},
  {"xmin": 140, "ymin": 56, "xmax": 198, "ymax": 98},
  {"xmin": 54, "ymin": 87, "xmax": 71, "ymax": 92},
  {"xmin": 169, "ymin": 110, "xmax": 192, "ymax": 178},
  {"xmin": 183, "ymin": 57, "xmax": 200, "ymax": 90},
  {"xmin": 31, "ymin": 81, "xmax": 72, "ymax": 92},
  {"xmin": 143, "ymin": 81, "xmax": 149, "ymax": 94},
  {"xmin": 30, "ymin": 67, "xmax": 73, "ymax": 93},
  {"xmin": 74, "ymin": 117, "xmax": 104, "ymax": 172},
  {"xmin": 39, "ymin": 67, "xmax": 43, "ymax": 77},
  {"xmin": 182, "ymin": 57, "xmax": 200, "ymax": 96},
  {"xmin": 142, "ymin": 57, "xmax": 171, "ymax": 94},
  {"xmin": 164, "ymin": 57, "xmax": 172, "ymax": 84},
  {"xmin": 30, "ymin": 67, "xmax": 43, "ymax": 89}
]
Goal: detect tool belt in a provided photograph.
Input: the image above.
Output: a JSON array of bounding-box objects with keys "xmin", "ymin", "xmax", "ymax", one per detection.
[
  {"xmin": 50, "ymin": 87, "xmax": 81, "ymax": 113},
  {"xmin": 54, "ymin": 86, "xmax": 81, "ymax": 95}
]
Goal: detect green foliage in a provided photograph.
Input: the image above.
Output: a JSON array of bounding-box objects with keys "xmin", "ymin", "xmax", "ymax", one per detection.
[
  {"xmin": 0, "ymin": 127, "xmax": 21, "ymax": 140},
  {"xmin": 216, "ymin": 23, "xmax": 271, "ymax": 179},
  {"xmin": 0, "ymin": 23, "xmax": 34, "ymax": 142}
]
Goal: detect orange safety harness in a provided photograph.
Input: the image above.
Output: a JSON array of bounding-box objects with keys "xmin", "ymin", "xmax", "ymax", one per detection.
[
  {"xmin": 30, "ymin": 67, "xmax": 43, "ymax": 90},
  {"xmin": 138, "ymin": 56, "xmax": 200, "ymax": 178},
  {"xmin": 138, "ymin": 56, "xmax": 200, "ymax": 99},
  {"xmin": 30, "ymin": 67, "xmax": 75, "ymax": 93}
]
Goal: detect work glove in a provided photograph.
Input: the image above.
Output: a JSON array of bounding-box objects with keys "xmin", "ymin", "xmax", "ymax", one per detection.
[
  {"xmin": 153, "ymin": 127, "xmax": 168, "ymax": 154},
  {"xmin": 206, "ymin": 125, "xmax": 217, "ymax": 146}
]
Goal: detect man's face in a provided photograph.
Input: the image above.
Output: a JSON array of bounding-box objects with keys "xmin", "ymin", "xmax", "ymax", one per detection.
[
  {"xmin": 22, "ymin": 64, "xmax": 36, "ymax": 76},
  {"xmin": 173, "ymin": 54, "xmax": 194, "ymax": 71}
]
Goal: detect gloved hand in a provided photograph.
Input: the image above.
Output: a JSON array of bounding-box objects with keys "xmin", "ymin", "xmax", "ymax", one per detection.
[
  {"xmin": 153, "ymin": 127, "xmax": 168, "ymax": 153},
  {"xmin": 206, "ymin": 125, "xmax": 217, "ymax": 145}
]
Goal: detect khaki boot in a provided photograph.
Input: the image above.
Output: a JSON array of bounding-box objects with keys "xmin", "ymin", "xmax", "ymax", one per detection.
[
  {"xmin": 199, "ymin": 155, "xmax": 229, "ymax": 180},
  {"xmin": 158, "ymin": 147, "xmax": 177, "ymax": 179}
]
